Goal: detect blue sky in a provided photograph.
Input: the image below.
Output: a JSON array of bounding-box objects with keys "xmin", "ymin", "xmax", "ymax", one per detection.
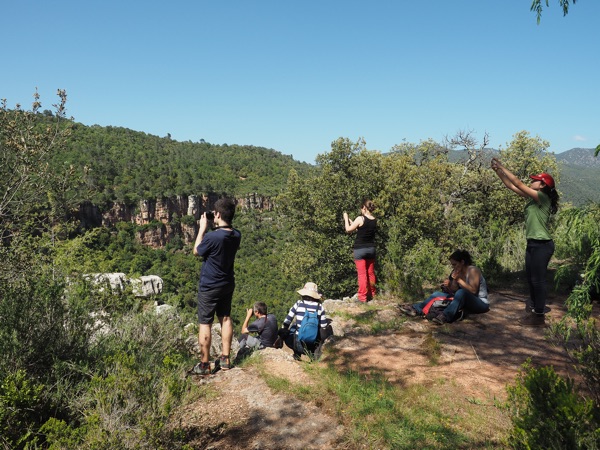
[{"xmin": 2, "ymin": 1, "xmax": 598, "ymax": 163}]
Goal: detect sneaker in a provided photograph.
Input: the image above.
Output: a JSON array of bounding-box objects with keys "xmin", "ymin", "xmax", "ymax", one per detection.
[
  {"xmin": 431, "ymin": 313, "xmax": 448, "ymax": 325},
  {"xmin": 351, "ymin": 294, "xmax": 362, "ymax": 302},
  {"xmin": 519, "ymin": 312, "xmax": 546, "ymax": 327},
  {"xmin": 398, "ymin": 304, "xmax": 418, "ymax": 317},
  {"xmin": 190, "ymin": 362, "xmax": 211, "ymax": 376},
  {"xmin": 219, "ymin": 355, "xmax": 231, "ymax": 370}
]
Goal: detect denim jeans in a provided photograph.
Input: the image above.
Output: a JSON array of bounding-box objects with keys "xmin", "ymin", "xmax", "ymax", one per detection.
[
  {"xmin": 413, "ymin": 291, "xmax": 449, "ymax": 314},
  {"xmin": 413, "ymin": 289, "xmax": 489, "ymax": 322}
]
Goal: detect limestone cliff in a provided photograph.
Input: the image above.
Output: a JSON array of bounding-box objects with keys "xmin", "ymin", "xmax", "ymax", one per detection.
[{"xmin": 78, "ymin": 193, "xmax": 273, "ymax": 248}]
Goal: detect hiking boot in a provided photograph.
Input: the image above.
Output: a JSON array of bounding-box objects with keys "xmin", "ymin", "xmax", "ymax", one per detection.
[
  {"xmin": 431, "ymin": 313, "xmax": 448, "ymax": 325},
  {"xmin": 398, "ymin": 304, "xmax": 418, "ymax": 317},
  {"xmin": 190, "ymin": 362, "xmax": 211, "ymax": 376},
  {"xmin": 219, "ymin": 355, "xmax": 231, "ymax": 370},
  {"xmin": 519, "ymin": 312, "xmax": 546, "ymax": 327}
]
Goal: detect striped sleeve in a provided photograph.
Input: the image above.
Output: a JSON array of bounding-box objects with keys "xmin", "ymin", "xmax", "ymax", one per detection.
[
  {"xmin": 318, "ymin": 304, "xmax": 328, "ymax": 327},
  {"xmin": 283, "ymin": 300, "xmax": 299, "ymax": 327}
]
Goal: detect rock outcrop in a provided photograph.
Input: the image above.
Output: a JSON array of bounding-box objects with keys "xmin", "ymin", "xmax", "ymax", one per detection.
[
  {"xmin": 78, "ymin": 193, "xmax": 273, "ymax": 248},
  {"xmin": 85, "ymin": 273, "xmax": 164, "ymax": 297}
]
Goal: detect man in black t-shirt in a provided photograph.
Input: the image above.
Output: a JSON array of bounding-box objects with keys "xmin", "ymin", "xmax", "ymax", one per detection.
[{"xmin": 191, "ymin": 197, "xmax": 241, "ymax": 376}]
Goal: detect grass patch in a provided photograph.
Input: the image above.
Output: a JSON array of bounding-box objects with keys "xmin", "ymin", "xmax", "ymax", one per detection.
[{"xmin": 256, "ymin": 358, "xmax": 509, "ymax": 449}]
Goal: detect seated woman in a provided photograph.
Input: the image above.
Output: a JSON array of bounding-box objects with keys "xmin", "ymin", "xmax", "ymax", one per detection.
[{"xmin": 399, "ymin": 249, "xmax": 489, "ymax": 324}]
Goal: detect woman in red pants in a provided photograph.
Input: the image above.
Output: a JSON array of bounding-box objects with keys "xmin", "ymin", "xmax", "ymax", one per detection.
[{"xmin": 343, "ymin": 200, "xmax": 377, "ymax": 302}]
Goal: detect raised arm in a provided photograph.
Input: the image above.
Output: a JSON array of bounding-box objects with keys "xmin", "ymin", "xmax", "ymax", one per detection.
[
  {"xmin": 343, "ymin": 212, "xmax": 364, "ymax": 233},
  {"xmin": 491, "ymin": 158, "xmax": 540, "ymax": 202},
  {"xmin": 241, "ymin": 308, "xmax": 254, "ymax": 334},
  {"xmin": 192, "ymin": 212, "xmax": 210, "ymax": 256}
]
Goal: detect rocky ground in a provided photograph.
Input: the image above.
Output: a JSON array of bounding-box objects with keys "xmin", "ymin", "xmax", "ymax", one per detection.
[{"xmin": 170, "ymin": 284, "xmax": 593, "ymax": 449}]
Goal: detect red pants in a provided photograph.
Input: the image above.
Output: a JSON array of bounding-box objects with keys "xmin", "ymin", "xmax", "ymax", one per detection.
[{"xmin": 355, "ymin": 259, "xmax": 376, "ymax": 301}]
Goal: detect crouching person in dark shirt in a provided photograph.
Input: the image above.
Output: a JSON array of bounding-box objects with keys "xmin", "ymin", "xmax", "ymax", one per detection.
[{"xmin": 235, "ymin": 302, "xmax": 278, "ymax": 363}]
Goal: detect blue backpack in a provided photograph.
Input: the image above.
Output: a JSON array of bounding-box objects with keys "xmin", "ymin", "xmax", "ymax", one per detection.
[{"xmin": 297, "ymin": 306, "xmax": 319, "ymax": 345}]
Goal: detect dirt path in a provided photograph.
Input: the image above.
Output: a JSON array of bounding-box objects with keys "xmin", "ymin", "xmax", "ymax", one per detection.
[
  {"xmin": 174, "ymin": 288, "xmax": 587, "ymax": 449},
  {"xmin": 175, "ymin": 356, "xmax": 346, "ymax": 449}
]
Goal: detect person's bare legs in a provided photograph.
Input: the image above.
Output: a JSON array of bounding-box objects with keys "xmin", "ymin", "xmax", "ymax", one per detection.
[
  {"xmin": 218, "ymin": 316, "xmax": 233, "ymax": 357},
  {"xmin": 198, "ymin": 324, "xmax": 212, "ymax": 363}
]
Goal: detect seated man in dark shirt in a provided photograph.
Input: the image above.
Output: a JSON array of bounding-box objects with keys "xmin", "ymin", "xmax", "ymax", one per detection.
[{"xmin": 236, "ymin": 302, "xmax": 278, "ymax": 362}]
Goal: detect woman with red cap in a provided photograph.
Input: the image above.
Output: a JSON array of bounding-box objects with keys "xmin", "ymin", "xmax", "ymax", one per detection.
[{"xmin": 491, "ymin": 158, "xmax": 559, "ymax": 326}]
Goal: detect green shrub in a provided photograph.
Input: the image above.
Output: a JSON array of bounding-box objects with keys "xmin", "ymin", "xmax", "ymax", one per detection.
[
  {"xmin": 180, "ymin": 214, "xmax": 197, "ymax": 226},
  {"xmin": 553, "ymin": 205, "xmax": 600, "ymax": 321},
  {"xmin": 383, "ymin": 238, "xmax": 445, "ymax": 300},
  {"xmin": 506, "ymin": 361, "xmax": 600, "ymax": 449},
  {"xmin": 47, "ymin": 311, "xmax": 197, "ymax": 449},
  {"xmin": 0, "ymin": 268, "xmax": 94, "ymax": 379},
  {"xmin": 0, "ymin": 369, "xmax": 46, "ymax": 449}
]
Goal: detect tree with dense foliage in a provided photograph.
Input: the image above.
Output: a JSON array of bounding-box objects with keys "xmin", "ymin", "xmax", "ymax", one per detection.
[
  {"xmin": 0, "ymin": 89, "xmax": 75, "ymax": 245},
  {"xmin": 278, "ymin": 132, "xmax": 556, "ymax": 300}
]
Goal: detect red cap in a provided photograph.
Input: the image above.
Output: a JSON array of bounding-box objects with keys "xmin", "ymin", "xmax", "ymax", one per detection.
[{"xmin": 530, "ymin": 173, "xmax": 555, "ymax": 188}]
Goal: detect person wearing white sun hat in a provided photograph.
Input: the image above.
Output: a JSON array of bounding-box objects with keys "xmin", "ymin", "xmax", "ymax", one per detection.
[{"xmin": 277, "ymin": 282, "xmax": 332, "ymax": 360}]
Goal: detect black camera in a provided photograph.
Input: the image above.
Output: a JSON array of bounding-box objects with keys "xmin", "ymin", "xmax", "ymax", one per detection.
[{"xmin": 205, "ymin": 211, "xmax": 215, "ymax": 220}]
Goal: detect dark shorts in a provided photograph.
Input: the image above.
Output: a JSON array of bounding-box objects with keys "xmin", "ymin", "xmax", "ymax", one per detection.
[
  {"xmin": 197, "ymin": 283, "xmax": 235, "ymax": 324},
  {"xmin": 353, "ymin": 246, "xmax": 376, "ymax": 260}
]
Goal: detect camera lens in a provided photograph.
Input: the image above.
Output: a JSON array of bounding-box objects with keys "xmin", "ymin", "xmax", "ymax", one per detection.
[{"xmin": 205, "ymin": 211, "xmax": 214, "ymax": 220}]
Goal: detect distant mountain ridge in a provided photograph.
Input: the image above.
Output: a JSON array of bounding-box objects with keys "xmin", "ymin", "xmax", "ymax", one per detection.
[
  {"xmin": 555, "ymin": 147, "xmax": 600, "ymax": 167},
  {"xmin": 554, "ymin": 148, "xmax": 600, "ymax": 206}
]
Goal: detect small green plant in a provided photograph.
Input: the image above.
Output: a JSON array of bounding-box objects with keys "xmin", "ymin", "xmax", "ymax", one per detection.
[
  {"xmin": 421, "ymin": 333, "xmax": 442, "ymax": 365},
  {"xmin": 554, "ymin": 205, "xmax": 600, "ymax": 321},
  {"xmin": 506, "ymin": 360, "xmax": 600, "ymax": 449},
  {"xmin": 0, "ymin": 369, "xmax": 46, "ymax": 448},
  {"xmin": 180, "ymin": 214, "xmax": 197, "ymax": 226}
]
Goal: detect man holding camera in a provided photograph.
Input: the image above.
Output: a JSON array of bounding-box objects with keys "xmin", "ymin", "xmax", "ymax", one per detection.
[
  {"xmin": 235, "ymin": 302, "xmax": 278, "ymax": 363},
  {"xmin": 191, "ymin": 197, "xmax": 241, "ymax": 375}
]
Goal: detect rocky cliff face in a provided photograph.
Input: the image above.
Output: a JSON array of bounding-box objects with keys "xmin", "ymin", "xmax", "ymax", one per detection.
[{"xmin": 78, "ymin": 193, "xmax": 273, "ymax": 248}]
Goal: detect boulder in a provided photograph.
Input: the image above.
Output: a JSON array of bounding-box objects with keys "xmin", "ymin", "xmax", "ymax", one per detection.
[
  {"xmin": 85, "ymin": 273, "xmax": 164, "ymax": 297},
  {"xmin": 131, "ymin": 275, "xmax": 164, "ymax": 296},
  {"xmin": 85, "ymin": 273, "xmax": 127, "ymax": 292}
]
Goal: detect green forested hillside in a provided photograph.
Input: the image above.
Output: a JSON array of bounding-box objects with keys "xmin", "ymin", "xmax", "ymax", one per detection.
[
  {"xmin": 57, "ymin": 122, "xmax": 316, "ymax": 207},
  {"xmin": 556, "ymin": 148, "xmax": 600, "ymax": 206},
  {"xmin": 558, "ymin": 163, "xmax": 600, "ymax": 206}
]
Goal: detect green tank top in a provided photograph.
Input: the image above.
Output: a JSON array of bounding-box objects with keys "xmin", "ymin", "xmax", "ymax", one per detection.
[{"xmin": 524, "ymin": 191, "xmax": 552, "ymax": 240}]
